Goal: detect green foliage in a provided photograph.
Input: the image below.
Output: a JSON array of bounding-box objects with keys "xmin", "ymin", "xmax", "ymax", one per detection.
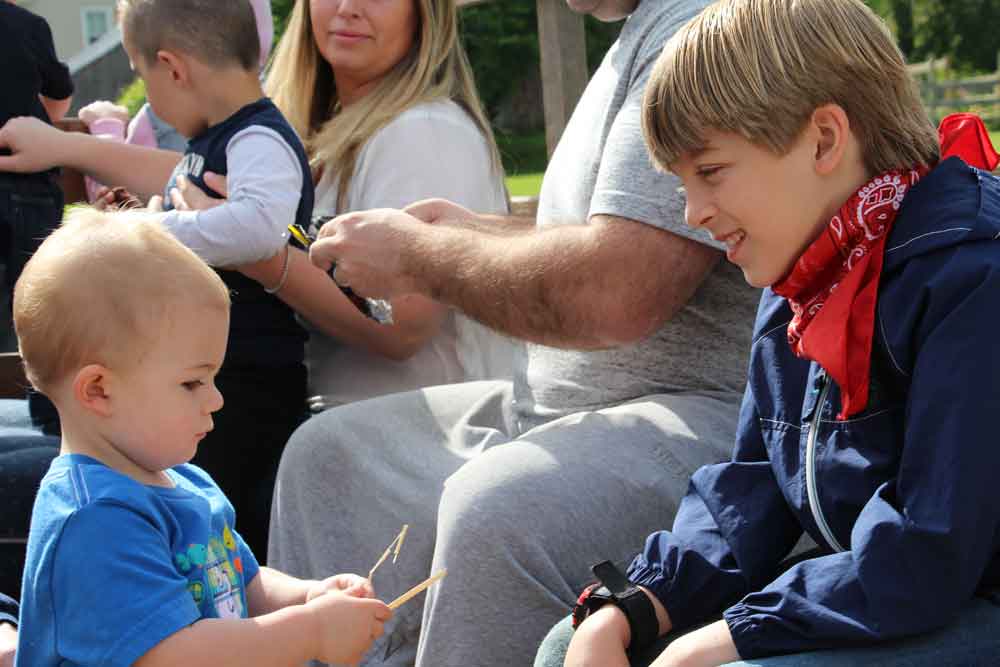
[
  {"xmin": 496, "ymin": 130, "xmax": 547, "ymax": 175},
  {"xmin": 866, "ymin": 0, "xmax": 1000, "ymax": 73},
  {"xmin": 116, "ymin": 77, "xmax": 147, "ymax": 116},
  {"xmin": 460, "ymin": 1, "xmax": 621, "ymax": 121}
]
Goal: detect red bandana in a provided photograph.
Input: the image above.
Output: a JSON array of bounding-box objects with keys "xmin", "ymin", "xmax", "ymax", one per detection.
[{"xmin": 772, "ymin": 114, "xmax": 997, "ymax": 419}]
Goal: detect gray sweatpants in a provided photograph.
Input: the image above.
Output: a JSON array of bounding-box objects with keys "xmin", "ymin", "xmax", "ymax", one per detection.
[{"xmin": 268, "ymin": 380, "xmax": 740, "ymax": 667}]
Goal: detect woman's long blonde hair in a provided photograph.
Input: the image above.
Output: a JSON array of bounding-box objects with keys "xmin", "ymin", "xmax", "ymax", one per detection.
[{"xmin": 266, "ymin": 0, "xmax": 504, "ymax": 210}]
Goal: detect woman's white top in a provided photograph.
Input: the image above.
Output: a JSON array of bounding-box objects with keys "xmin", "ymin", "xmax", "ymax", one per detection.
[{"xmin": 306, "ymin": 99, "xmax": 518, "ymax": 408}]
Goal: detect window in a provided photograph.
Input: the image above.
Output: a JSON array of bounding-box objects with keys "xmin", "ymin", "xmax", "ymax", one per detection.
[{"xmin": 81, "ymin": 6, "xmax": 114, "ymax": 45}]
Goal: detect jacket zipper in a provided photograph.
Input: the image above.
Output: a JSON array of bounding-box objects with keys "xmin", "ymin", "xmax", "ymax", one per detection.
[{"xmin": 806, "ymin": 373, "xmax": 847, "ymax": 553}]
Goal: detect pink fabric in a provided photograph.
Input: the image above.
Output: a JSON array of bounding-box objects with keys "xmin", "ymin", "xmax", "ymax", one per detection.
[
  {"xmin": 84, "ymin": 118, "xmax": 127, "ymax": 202},
  {"xmin": 125, "ymin": 104, "xmax": 157, "ymax": 148},
  {"xmin": 250, "ymin": 0, "xmax": 274, "ymax": 69}
]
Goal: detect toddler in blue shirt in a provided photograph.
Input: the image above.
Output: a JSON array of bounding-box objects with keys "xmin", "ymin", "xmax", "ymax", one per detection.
[{"xmin": 12, "ymin": 209, "xmax": 391, "ymax": 667}]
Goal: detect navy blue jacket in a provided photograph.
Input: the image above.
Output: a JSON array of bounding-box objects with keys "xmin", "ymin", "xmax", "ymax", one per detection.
[{"xmin": 627, "ymin": 157, "xmax": 1000, "ymax": 659}]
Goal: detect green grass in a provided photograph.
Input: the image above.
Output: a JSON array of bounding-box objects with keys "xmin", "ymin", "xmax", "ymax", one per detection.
[
  {"xmin": 506, "ymin": 172, "xmax": 544, "ymax": 197},
  {"xmin": 496, "ymin": 130, "xmax": 547, "ymax": 197}
]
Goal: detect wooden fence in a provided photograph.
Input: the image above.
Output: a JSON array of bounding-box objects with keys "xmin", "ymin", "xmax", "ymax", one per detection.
[{"xmin": 909, "ymin": 56, "xmax": 1000, "ymax": 126}]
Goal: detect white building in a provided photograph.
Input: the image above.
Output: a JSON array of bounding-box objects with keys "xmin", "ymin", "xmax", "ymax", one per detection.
[{"xmin": 17, "ymin": 0, "xmax": 117, "ymax": 61}]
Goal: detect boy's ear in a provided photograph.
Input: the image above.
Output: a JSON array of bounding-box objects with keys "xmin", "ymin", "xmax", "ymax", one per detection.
[
  {"xmin": 156, "ymin": 49, "xmax": 191, "ymax": 86},
  {"xmin": 811, "ymin": 104, "xmax": 852, "ymax": 177},
  {"xmin": 72, "ymin": 364, "xmax": 115, "ymax": 418}
]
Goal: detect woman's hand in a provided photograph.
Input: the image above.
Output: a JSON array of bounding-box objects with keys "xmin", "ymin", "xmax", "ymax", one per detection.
[
  {"xmin": 649, "ymin": 620, "xmax": 740, "ymax": 667},
  {"xmin": 168, "ymin": 172, "xmax": 228, "ymax": 211}
]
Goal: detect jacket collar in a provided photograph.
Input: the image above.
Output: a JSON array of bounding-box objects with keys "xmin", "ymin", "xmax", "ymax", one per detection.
[{"xmin": 884, "ymin": 157, "xmax": 1000, "ymax": 272}]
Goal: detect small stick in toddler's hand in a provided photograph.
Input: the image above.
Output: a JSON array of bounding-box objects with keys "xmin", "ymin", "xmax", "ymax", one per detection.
[
  {"xmin": 368, "ymin": 524, "xmax": 409, "ymax": 581},
  {"xmin": 388, "ymin": 569, "xmax": 447, "ymax": 610}
]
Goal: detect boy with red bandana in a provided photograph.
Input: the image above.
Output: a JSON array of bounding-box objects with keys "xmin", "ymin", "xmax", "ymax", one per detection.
[{"xmin": 536, "ymin": 1, "xmax": 1000, "ymax": 665}]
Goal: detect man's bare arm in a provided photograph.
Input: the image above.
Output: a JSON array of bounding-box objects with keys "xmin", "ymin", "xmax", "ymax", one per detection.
[{"xmin": 410, "ymin": 215, "xmax": 720, "ymax": 349}]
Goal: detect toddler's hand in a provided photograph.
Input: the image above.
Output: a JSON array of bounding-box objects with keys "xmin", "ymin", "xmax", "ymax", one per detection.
[
  {"xmin": 78, "ymin": 101, "xmax": 130, "ymax": 127},
  {"xmin": 307, "ymin": 590, "xmax": 391, "ymax": 665},
  {"xmin": 307, "ymin": 573, "xmax": 374, "ymax": 603}
]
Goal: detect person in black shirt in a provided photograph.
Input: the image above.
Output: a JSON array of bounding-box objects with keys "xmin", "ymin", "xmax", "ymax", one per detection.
[{"xmin": 0, "ymin": 0, "xmax": 74, "ymax": 297}]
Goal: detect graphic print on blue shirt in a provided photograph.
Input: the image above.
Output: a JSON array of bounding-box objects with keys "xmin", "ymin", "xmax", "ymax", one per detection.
[{"xmin": 173, "ymin": 522, "xmax": 248, "ymax": 618}]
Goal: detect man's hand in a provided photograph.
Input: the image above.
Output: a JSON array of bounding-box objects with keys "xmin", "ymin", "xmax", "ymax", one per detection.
[
  {"xmin": 650, "ymin": 620, "xmax": 740, "ymax": 667},
  {"xmin": 0, "ymin": 622, "xmax": 17, "ymax": 667},
  {"xmin": 306, "ymin": 573, "xmax": 375, "ymax": 603},
  {"xmin": 405, "ymin": 198, "xmax": 479, "ymax": 226},
  {"xmin": 565, "ymin": 605, "xmax": 631, "ymax": 667},
  {"xmin": 0, "ymin": 117, "xmax": 69, "ymax": 173},
  {"xmin": 311, "ymin": 208, "xmax": 428, "ymax": 299}
]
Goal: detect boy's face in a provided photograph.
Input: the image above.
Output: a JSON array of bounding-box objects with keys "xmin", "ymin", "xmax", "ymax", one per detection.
[
  {"xmin": 104, "ymin": 304, "xmax": 228, "ymax": 476},
  {"xmin": 671, "ymin": 130, "xmax": 833, "ymax": 288}
]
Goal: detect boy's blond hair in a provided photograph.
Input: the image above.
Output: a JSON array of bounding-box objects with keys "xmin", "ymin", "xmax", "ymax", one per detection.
[
  {"xmin": 13, "ymin": 208, "xmax": 230, "ymax": 394},
  {"xmin": 117, "ymin": 0, "xmax": 259, "ymax": 71},
  {"xmin": 642, "ymin": 0, "xmax": 939, "ymax": 174}
]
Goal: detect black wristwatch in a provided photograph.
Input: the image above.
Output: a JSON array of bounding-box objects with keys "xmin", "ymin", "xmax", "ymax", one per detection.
[{"xmin": 572, "ymin": 560, "xmax": 659, "ymax": 653}]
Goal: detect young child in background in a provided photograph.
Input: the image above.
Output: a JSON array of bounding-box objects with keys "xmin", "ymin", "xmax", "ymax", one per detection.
[
  {"xmin": 13, "ymin": 209, "xmax": 390, "ymax": 667},
  {"xmin": 79, "ymin": 0, "xmax": 275, "ymax": 187},
  {"xmin": 0, "ymin": 0, "xmax": 313, "ymax": 558},
  {"xmin": 546, "ymin": 1, "xmax": 1000, "ymax": 666}
]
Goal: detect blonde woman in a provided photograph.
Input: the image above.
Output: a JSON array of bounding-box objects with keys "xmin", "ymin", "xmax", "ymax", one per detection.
[{"xmin": 182, "ymin": 0, "xmax": 516, "ymax": 409}]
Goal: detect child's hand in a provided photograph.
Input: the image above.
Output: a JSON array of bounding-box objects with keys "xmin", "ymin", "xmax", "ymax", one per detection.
[
  {"xmin": 306, "ymin": 590, "xmax": 392, "ymax": 665},
  {"xmin": 649, "ymin": 620, "xmax": 739, "ymax": 667},
  {"xmin": 78, "ymin": 101, "xmax": 130, "ymax": 127},
  {"xmin": 565, "ymin": 605, "xmax": 632, "ymax": 667},
  {"xmin": 0, "ymin": 117, "xmax": 68, "ymax": 173},
  {"xmin": 306, "ymin": 573, "xmax": 374, "ymax": 602}
]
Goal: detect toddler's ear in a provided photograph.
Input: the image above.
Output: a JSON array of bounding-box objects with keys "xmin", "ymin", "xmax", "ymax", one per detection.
[{"xmin": 73, "ymin": 364, "xmax": 114, "ymax": 417}]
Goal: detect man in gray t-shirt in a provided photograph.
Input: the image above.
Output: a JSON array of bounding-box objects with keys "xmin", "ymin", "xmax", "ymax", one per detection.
[{"xmin": 268, "ymin": 2, "xmax": 760, "ymax": 665}]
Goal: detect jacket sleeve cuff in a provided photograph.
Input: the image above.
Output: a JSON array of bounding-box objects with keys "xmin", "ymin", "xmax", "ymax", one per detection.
[
  {"xmin": 723, "ymin": 603, "xmax": 769, "ymax": 660},
  {"xmin": 627, "ymin": 555, "xmax": 688, "ymax": 631}
]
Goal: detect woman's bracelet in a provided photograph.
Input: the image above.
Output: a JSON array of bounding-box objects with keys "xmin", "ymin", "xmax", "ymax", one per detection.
[{"xmin": 264, "ymin": 246, "xmax": 291, "ymax": 294}]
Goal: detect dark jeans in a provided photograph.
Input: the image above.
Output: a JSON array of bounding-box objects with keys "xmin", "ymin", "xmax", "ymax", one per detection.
[
  {"xmin": 0, "ymin": 172, "xmax": 63, "ymax": 299},
  {"xmin": 191, "ymin": 364, "xmax": 307, "ymax": 562},
  {"xmin": 0, "ymin": 399, "xmax": 59, "ymax": 599}
]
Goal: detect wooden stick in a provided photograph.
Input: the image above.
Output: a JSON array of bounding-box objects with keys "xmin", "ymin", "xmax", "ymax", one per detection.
[
  {"xmin": 368, "ymin": 524, "xmax": 409, "ymax": 580},
  {"xmin": 388, "ymin": 569, "xmax": 447, "ymax": 610},
  {"xmin": 392, "ymin": 524, "xmax": 409, "ymax": 563}
]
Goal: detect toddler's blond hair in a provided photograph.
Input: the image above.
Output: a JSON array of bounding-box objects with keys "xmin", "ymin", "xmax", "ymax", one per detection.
[{"xmin": 13, "ymin": 208, "xmax": 230, "ymax": 393}]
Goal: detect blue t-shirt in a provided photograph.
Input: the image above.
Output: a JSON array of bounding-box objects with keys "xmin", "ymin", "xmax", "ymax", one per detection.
[{"xmin": 16, "ymin": 455, "xmax": 260, "ymax": 667}]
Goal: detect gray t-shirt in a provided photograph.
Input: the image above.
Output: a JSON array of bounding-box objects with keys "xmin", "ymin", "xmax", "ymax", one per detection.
[{"xmin": 513, "ymin": 0, "xmax": 760, "ymax": 430}]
